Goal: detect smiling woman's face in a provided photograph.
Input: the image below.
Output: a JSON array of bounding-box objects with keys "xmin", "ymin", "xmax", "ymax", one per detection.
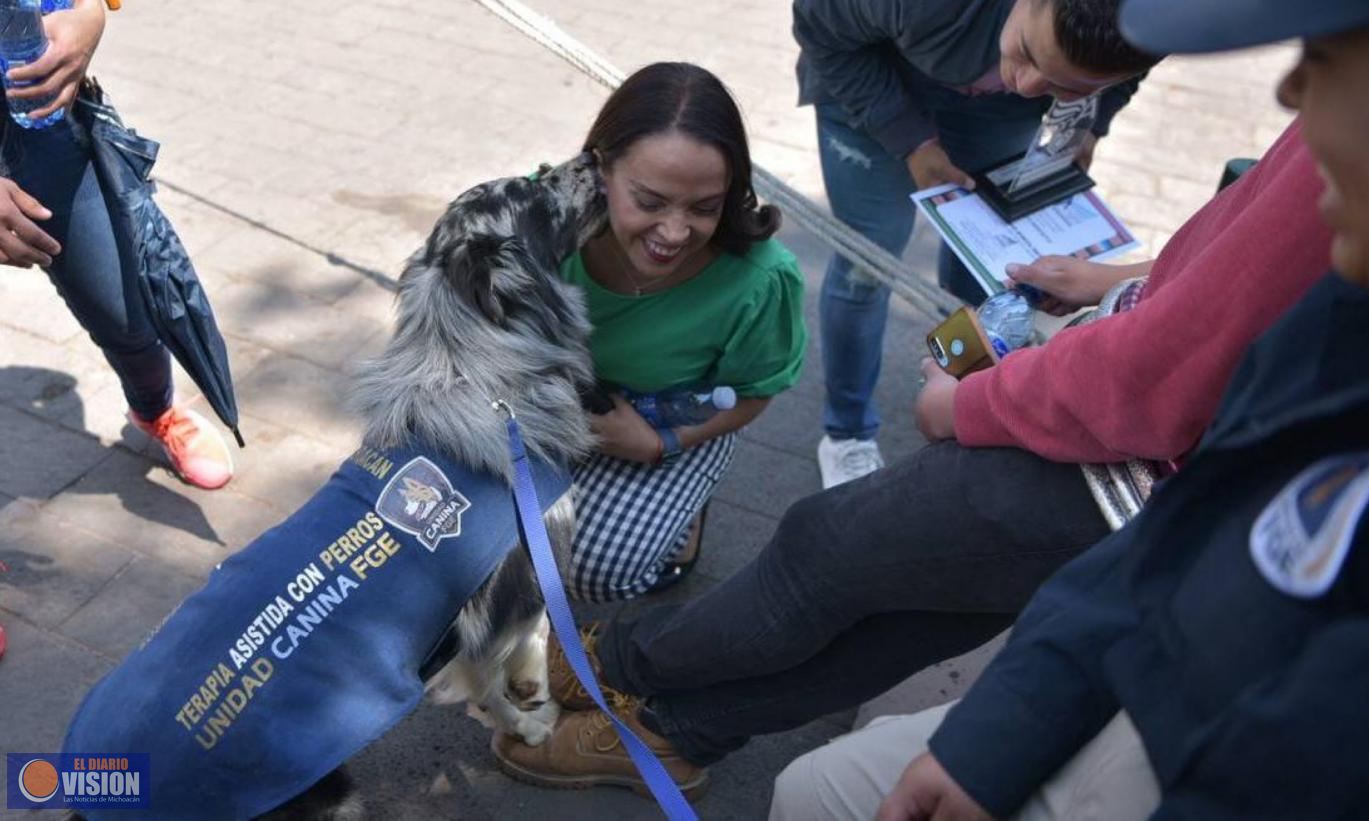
[
  {"xmin": 599, "ymin": 131, "xmax": 729, "ymax": 286},
  {"xmin": 1278, "ymin": 28, "xmax": 1369, "ymax": 287}
]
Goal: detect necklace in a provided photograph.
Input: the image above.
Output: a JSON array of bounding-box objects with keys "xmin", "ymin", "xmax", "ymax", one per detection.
[
  {"xmin": 588, "ymin": 235, "xmax": 709, "ymax": 297},
  {"xmin": 622, "ymin": 263, "xmax": 655, "ymax": 296},
  {"xmin": 608, "ymin": 238, "xmax": 664, "ymax": 297}
]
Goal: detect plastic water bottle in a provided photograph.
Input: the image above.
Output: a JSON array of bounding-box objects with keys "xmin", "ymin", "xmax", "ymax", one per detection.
[
  {"xmin": 625, "ymin": 386, "xmax": 737, "ymax": 429},
  {"xmin": 0, "ymin": 0, "xmax": 67, "ymax": 129},
  {"xmin": 976, "ymin": 288, "xmax": 1038, "ymax": 357}
]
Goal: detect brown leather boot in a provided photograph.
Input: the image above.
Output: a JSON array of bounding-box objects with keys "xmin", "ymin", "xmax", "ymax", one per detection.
[
  {"xmin": 492, "ymin": 694, "xmax": 709, "ymax": 800},
  {"xmin": 546, "ymin": 622, "xmax": 629, "ymax": 711}
]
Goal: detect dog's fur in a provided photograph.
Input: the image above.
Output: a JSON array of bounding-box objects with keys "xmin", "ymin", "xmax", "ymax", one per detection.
[{"xmin": 255, "ymin": 155, "xmax": 606, "ymax": 819}]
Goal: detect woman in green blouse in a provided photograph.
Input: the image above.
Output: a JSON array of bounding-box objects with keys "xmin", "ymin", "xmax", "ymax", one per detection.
[{"xmin": 564, "ymin": 62, "xmax": 807, "ymax": 601}]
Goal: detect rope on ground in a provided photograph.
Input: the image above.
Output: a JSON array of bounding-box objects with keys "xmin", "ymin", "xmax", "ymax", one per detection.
[{"xmin": 472, "ymin": 0, "xmax": 963, "ymax": 320}]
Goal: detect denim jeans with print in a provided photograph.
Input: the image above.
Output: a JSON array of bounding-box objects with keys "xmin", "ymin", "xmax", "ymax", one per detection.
[{"xmin": 816, "ymin": 93, "xmax": 1047, "ymax": 440}]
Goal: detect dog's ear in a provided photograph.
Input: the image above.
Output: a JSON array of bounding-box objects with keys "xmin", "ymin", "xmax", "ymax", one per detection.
[{"xmin": 444, "ymin": 233, "xmax": 516, "ymax": 325}]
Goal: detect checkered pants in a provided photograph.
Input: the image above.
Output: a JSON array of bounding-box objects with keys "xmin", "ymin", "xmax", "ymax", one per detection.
[{"xmin": 568, "ymin": 433, "xmax": 737, "ymax": 602}]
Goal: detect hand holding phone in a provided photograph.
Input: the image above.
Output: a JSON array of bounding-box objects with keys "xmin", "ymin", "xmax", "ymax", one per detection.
[{"xmin": 926, "ymin": 307, "xmax": 999, "ymax": 379}]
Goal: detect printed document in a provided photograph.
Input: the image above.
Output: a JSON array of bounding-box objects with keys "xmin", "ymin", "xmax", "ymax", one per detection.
[{"xmin": 912, "ymin": 184, "xmax": 1140, "ymax": 294}]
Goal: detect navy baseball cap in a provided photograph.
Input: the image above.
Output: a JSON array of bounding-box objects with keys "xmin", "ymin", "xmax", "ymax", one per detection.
[{"xmin": 1121, "ymin": 0, "xmax": 1369, "ymax": 55}]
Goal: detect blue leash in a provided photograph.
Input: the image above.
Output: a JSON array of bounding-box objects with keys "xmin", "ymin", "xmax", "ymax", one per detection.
[{"xmin": 502, "ymin": 410, "xmax": 699, "ymax": 821}]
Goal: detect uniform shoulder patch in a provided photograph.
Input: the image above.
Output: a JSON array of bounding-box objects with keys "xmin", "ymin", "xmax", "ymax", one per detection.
[
  {"xmin": 1250, "ymin": 452, "xmax": 1369, "ymax": 598},
  {"xmin": 376, "ymin": 457, "xmax": 472, "ymax": 551}
]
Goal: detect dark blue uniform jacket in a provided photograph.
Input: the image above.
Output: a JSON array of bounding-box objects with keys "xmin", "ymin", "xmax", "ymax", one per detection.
[
  {"xmin": 62, "ymin": 445, "xmax": 570, "ymax": 819},
  {"xmin": 930, "ymin": 273, "xmax": 1369, "ymax": 819}
]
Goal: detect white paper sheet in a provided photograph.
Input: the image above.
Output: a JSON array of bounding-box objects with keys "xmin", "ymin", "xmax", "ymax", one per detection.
[{"xmin": 912, "ymin": 184, "xmax": 1140, "ymax": 295}]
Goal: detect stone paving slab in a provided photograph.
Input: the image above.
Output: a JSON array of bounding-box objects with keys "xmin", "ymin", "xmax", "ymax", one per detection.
[
  {"xmin": 0, "ymin": 500, "xmax": 134, "ymax": 632},
  {"xmin": 0, "ymin": 404, "xmax": 111, "ymax": 502},
  {"xmin": 56, "ymin": 555, "xmax": 204, "ymax": 662},
  {"xmin": 0, "ymin": 266, "xmax": 85, "ymax": 346},
  {"xmin": 0, "ymin": 617, "xmax": 113, "ymax": 753}
]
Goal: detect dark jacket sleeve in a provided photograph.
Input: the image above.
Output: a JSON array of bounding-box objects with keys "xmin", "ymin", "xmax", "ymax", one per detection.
[
  {"xmin": 925, "ymin": 529, "xmax": 1137, "ymax": 817},
  {"xmin": 792, "ymin": 0, "xmax": 935, "ymax": 158},
  {"xmin": 1092, "ymin": 73, "xmax": 1145, "ymax": 137}
]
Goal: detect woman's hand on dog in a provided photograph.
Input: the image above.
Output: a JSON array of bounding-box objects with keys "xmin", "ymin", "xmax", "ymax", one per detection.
[{"xmin": 590, "ymin": 394, "xmax": 666, "ymax": 463}]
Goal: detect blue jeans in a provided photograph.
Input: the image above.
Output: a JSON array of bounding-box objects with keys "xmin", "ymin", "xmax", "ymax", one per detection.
[
  {"xmin": 3, "ymin": 115, "xmax": 172, "ymax": 420},
  {"xmin": 816, "ymin": 93, "xmax": 1047, "ymax": 440}
]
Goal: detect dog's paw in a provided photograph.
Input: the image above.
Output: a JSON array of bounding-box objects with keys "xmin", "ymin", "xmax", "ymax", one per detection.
[{"xmin": 515, "ymin": 699, "xmax": 561, "ymax": 746}]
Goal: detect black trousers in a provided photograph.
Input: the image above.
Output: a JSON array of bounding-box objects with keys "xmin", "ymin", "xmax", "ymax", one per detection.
[{"xmin": 597, "ymin": 442, "xmax": 1111, "ymax": 765}]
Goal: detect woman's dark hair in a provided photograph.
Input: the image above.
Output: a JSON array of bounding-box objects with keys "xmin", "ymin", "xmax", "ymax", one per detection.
[{"xmin": 583, "ymin": 62, "xmax": 780, "ymax": 257}]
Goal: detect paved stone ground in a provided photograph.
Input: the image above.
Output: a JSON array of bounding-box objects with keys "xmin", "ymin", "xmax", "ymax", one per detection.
[{"xmin": 0, "ymin": 1, "xmax": 1298, "ymax": 818}]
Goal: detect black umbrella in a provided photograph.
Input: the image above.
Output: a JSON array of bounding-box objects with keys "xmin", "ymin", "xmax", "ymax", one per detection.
[{"xmin": 75, "ymin": 81, "xmax": 244, "ymax": 447}]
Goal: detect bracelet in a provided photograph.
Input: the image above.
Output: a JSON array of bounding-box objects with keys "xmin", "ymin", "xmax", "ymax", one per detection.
[{"xmin": 657, "ymin": 427, "xmax": 684, "ymax": 465}]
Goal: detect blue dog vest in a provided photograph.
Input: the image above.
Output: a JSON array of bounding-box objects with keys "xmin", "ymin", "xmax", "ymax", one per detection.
[{"xmin": 63, "ymin": 444, "xmax": 571, "ymax": 819}]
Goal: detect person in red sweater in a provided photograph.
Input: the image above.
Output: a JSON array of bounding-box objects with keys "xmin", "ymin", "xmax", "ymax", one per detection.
[
  {"xmin": 915, "ymin": 126, "xmax": 1326, "ymax": 462},
  {"xmin": 493, "ymin": 121, "xmax": 1332, "ymax": 796}
]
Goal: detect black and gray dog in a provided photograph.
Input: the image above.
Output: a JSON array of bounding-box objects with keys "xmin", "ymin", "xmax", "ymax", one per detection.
[{"xmin": 62, "ymin": 154, "xmax": 607, "ymax": 820}]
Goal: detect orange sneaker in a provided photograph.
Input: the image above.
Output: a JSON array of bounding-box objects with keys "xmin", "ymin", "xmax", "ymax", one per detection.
[{"xmin": 130, "ymin": 406, "xmax": 234, "ymax": 490}]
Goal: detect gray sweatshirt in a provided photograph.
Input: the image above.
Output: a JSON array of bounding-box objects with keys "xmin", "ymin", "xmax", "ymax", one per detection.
[{"xmin": 793, "ymin": 0, "xmax": 1141, "ymax": 158}]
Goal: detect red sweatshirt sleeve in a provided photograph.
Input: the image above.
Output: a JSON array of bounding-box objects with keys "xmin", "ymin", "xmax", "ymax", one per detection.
[{"xmin": 954, "ymin": 123, "xmax": 1332, "ymax": 463}]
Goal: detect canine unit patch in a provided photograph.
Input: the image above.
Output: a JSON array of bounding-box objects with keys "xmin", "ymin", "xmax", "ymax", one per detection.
[
  {"xmin": 62, "ymin": 444, "xmax": 570, "ymax": 820},
  {"xmin": 377, "ymin": 457, "xmax": 472, "ymax": 551},
  {"xmin": 1250, "ymin": 452, "xmax": 1369, "ymax": 598}
]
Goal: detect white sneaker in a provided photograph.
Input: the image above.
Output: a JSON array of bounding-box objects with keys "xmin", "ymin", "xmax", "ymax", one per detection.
[{"xmin": 817, "ymin": 435, "xmax": 885, "ymax": 489}]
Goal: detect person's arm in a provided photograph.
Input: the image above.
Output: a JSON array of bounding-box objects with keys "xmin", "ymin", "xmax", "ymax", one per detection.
[
  {"xmin": 915, "ymin": 257, "xmax": 1153, "ymax": 441},
  {"xmin": 792, "ymin": 0, "xmax": 936, "ymax": 160},
  {"xmin": 925, "ymin": 528, "xmax": 1137, "ymax": 816},
  {"xmin": 5, "ymin": 0, "xmax": 105, "ymax": 120},
  {"xmin": 677, "ymin": 397, "xmax": 768, "ymax": 448},
  {"xmin": 895, "ymin": 566, "xmax": 1369, "ymax": 821},
  {"xmin": 1008, "ymin": 257, "xmax": 1154, "ymax": 315},
  {"xmin": 588, "ymin": 395, "xmax": 769, "ymax": 464},
  {"xmin": 952, "ymin": 125, "xmax": 1330, "ymax": 463}
]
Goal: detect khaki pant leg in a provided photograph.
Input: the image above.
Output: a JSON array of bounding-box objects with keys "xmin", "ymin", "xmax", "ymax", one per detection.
[
  {"xmin": 770, "ymin": 705, "xmax": 1160, "ymax": 821},
  {"xmin": 1015, "ymin": 712, "xmax": 1160, "ymax": 821},
  {"xmin": 769, "ymin": 702, "xmax": 956, "ymax": 821}
]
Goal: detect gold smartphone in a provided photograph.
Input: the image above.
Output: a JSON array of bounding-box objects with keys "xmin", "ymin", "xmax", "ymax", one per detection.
[{"xmin": 926, "ymin": 307, "xmax": 999, "ymax": 378}]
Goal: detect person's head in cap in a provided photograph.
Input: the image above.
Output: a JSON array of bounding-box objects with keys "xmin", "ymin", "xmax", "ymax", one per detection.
[{"xmin": 1122, "ymin": 0, "xmax": 1369, "ymax": 287}]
